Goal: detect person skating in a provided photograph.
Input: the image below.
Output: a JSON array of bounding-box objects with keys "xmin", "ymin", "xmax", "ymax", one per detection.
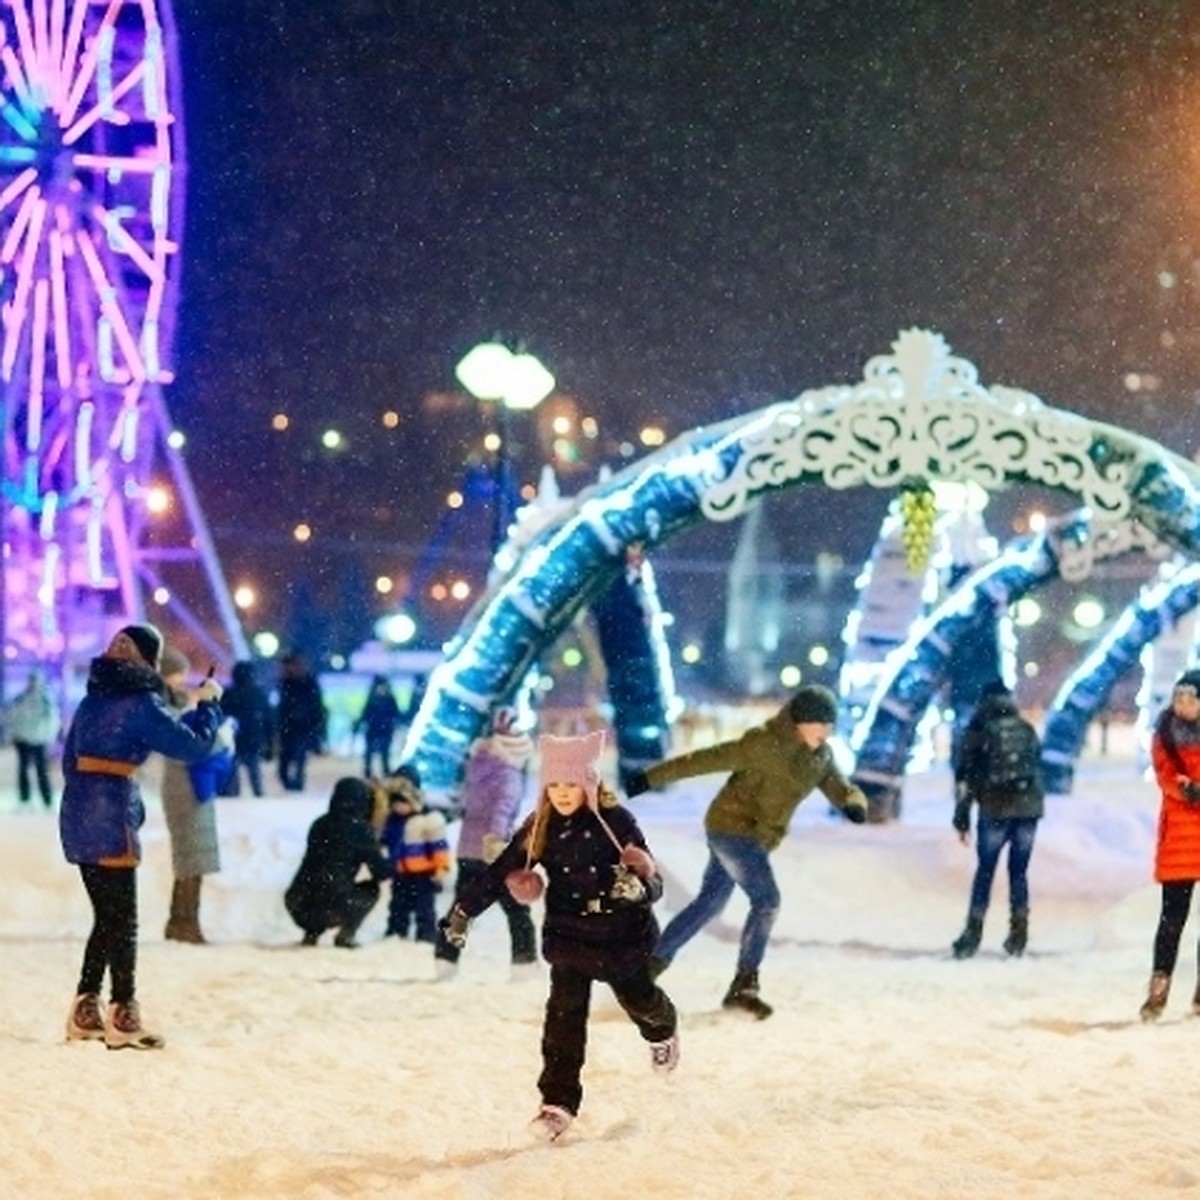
[
  {"xmin": 949, "ymin": 678, "xmax": 1045, "ymax": 960},
  {"xmin": 439, "ymin": 731, "xmax": 677, "ymax": 1143},
  {"xmin": 433, "ymin": 706, "xmax": 538, "ymax": 981},
  {"xmin": 284, "ymin": 776, "xmax": 391, "ymax": 947},
  {"xmin": 1140, "ymin": 668, "xmax": 1200, "ymax": 1020},
  {"xmin": 625, "ymin": 685, "xmax": 868, "ymax": 1019},
  {"xmin": 59, "ymin": 624, "xmax": 223, "ymax": 1050}
]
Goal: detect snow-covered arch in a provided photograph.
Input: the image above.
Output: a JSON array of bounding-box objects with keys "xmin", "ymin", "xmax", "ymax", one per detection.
[
  {"xmin": 849, "ymin": 514, "xmax": 1167, "ymax": 818},
  {"xmin": 406, "ymin": 329, "xmax": 1200, "ymax": 793},
  {"xmin": 1039, "ymin": 559, "xmax": 1200, "ymax": 794}
]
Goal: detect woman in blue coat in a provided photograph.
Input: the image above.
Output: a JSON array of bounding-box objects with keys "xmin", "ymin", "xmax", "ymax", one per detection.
[{"xmin": 60, "ymin": 624, "xmax": 223, "ymax": 1050}]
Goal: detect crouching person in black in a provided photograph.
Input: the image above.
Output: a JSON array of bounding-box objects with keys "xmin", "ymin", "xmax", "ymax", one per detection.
[{"xmin": 285, "ymin": 777, "xmax": 389, "ymax": 947}]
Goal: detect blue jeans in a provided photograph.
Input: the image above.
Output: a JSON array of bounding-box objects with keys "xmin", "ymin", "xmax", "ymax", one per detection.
[
  {"xmin": 969, "ymin": 816, "xmax": 1039, "ymax": 917},
  {"xmin": 656, "ymin": 833, "xmax": 780, "ymax": 974}
]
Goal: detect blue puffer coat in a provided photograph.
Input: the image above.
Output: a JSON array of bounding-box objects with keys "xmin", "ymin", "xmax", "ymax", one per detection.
[{"xmin": 59, "ymin": 656, "xmax": 222, "ymax": 865}]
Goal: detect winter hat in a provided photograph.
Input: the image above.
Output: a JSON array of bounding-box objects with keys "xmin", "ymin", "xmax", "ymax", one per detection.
[
  {"xmin": 105, "ymin": 622, "xmax": 164, "ymax": 669},
  {"xmin": 787, "ymin": 685, "xmax": 838, "ymax": 725},
  {"xmin": 980, "ymin": 678, "xmax": 1011, "ymax": 700},
  {"xmin": 539, "ymin": 730, "xmax": 606, "ymax": 811},
  {"xmin": 392, "ymin": 762, "xmax": 422, "ymax": 789},
  {"xmin": 1174, "ymin": 669, "xmax": 1200, "ymax": 697},
  {"xmin": 159, "ymin": 645, "xmax": 191, "ymax": 680}
]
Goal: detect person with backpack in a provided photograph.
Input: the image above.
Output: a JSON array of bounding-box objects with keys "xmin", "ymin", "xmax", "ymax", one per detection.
[{"xmin": 950, "ymin": 678, "xmax": 1045, "ymax": 959}]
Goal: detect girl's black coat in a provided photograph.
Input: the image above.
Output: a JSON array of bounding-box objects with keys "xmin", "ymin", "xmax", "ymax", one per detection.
[{"xmin": 457, "ymin": 803, "xmax": 661, "ymax": 981}]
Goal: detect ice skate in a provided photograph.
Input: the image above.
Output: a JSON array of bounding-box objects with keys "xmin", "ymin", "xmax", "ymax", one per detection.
[
  {"xmin": 529, "ymin": 1104, "xmax": 573, "ymax": 1143},
  {"xmin": 1003, "ymin": 911, "xmax": 1028, "ymax": 958},
  {"xmin": 433, "ymin": 957, "xmax": 458, "ymax": 982},
  {"xmin": 952, "ymin": 915, "xmax": 983, "ymax": 959},
  {"xmin": 1140, "ymin": 971, "xmax": 1171, "ymax": 1022},
  {"xmin": 104, "ymin": 1000, "xmax": 165, "ymax": 1050},
  {"xmin": 650, "ymin": 1033, "xmax": 680, "ymax": 1074},
  {"xmin": 509, "ymin": 960, "xmax": 541, "ymax": 983},
  {"xmin": 722, "ymin": 970, "xmax": 773, "ymax": 1020},
  {"xmin": 65, "ymin": 993, "xmax": 105, "ymax": 1042}
]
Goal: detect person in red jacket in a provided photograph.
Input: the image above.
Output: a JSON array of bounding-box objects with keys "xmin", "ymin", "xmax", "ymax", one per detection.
[{"xmin": 1141, "ymin": 668, "xmax": 1200, "ymax": 1020}]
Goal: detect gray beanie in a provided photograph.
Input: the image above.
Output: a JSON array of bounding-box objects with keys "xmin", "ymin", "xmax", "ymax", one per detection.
[{"xmin": 788, "ymin": 685, "xmax": 838, "ymax": 725}]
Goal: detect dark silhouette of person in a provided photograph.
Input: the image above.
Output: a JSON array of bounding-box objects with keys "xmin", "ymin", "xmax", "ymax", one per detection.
[{"xmin": 275, "ymin": 652, "xmax": 326, "ymax": 793}]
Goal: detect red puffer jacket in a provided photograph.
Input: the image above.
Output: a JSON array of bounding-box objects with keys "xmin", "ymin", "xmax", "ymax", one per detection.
[{"xmin": 1151, "ymin": 713, "xmax": 1200, "ymax": 883}]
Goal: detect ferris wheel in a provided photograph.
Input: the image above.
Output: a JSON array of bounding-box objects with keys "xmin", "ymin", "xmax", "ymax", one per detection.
[{"xmin": 0, "ymin": 0, "xmax": 246, "ymax": 685}]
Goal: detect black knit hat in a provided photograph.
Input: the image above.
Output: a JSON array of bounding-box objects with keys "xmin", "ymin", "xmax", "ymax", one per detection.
[
  {"xmin": 107, "ymin": 622, "xmax": 164, "ymax": 669},
  {"xmin": 788, "ymin": 684, "xmax": 838, "ymax": 725},
  {"xmin": 1175, "ymin": 669, "xmax": 1200, "ymax": 695},
  {"xmin": 980, "ymin": 678, "xmax": 1011, "ymax": 699}
]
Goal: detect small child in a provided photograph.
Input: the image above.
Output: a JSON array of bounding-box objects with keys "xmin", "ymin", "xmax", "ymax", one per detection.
[
  {"xmin": 439, "ymin": 731, "xmax": 678, "ymax": 1142},
  {"xmin": 433, "ymin": 706, "xmax": 538, "ymax": 981},
  {"xmin": 380, "ymin": 764, "xmax": 451, "ymax": 942}
]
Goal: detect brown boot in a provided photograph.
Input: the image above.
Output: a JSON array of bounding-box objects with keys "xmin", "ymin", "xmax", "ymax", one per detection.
[
  {"xmin": 104, "ymin": 1000, "xmax": 165, "ymax": 1050},
  {"xmin": 1140, "ymin": 971, "xmax": 1171, "ymax": 1022},
  {"xmin": 65, "ymin": 992, "xmax": 106, "ymax": 1042},
  {"xmin": 164, "ymin": 877, "xmax": 206, "ymax": 944}
]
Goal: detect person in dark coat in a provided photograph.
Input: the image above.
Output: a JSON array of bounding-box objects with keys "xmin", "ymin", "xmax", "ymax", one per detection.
[
  {"xmin": 625, "ymin": 685, "xmax": 868, "ymax": 1018},
  {"xmin": 950, "ymin": 678, "xmax": 1045, "ymax": 959},
  {"xmin": 60, "ymin": 623, "xmax": 223, "ymax": 1050},
  {"xmin": 275, "ymin": 652, "xmax": 326, "ymax": 793},
  {"xmin": 284, "ymin": 776, "xmax": 390, "ymax": 947},
  {"xmin": 219, "ymin": 660, "xmax": 274, "ymax": 797},
  {"xmin": 353, "ymin": 674, "xmax": 402, "ymax": 778},
  {"xmin": 439, "ymin": 732, "xmax": 678, "ymax": 1143}
]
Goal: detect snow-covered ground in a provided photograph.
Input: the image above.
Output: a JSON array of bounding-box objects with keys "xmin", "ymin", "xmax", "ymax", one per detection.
[{"xmin": 2, "ymin": 729, "xmax": 1194, "ymax": 1199}]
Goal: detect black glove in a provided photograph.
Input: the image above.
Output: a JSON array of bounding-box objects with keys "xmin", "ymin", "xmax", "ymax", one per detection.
[
  {"xmin": 438, "ymin": 904, "xmax": 470, "ymax": 949},
  {"xmin": 625, "ymin": 768, "xmax": 651, "ymax": 798},
  {"xmin": 952, "ymin": 803, "xmax": 971, "ymax": 834},
  {"xmin": 842, "ymin": 802, "xmax": 867, "ymax": 824},
  {"xmin": 1182, "ymin": 781, "xmax": 1200, "ymax": 803}
]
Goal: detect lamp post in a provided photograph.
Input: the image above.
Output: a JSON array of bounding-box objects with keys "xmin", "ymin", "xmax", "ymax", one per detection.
[{"xmin": 455, "ymin": 341, "xmax": 555, "ymax": 553}]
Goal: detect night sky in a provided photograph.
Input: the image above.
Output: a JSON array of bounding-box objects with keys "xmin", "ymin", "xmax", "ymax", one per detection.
[{"xmin": 167, "ymin": 0, "xmax": 1200, "ymax": 651}]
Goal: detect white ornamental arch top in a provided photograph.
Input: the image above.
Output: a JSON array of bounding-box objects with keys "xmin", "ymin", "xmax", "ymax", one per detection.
[{"xmin": 405, "ymin": 329, "xmax": 1200, "ymax": 792}]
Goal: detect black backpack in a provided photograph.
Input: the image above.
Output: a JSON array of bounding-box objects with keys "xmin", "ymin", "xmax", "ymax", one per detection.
[{"xmin": 983, "ymin": 714, "xmax": 1041, "ymax": 794}]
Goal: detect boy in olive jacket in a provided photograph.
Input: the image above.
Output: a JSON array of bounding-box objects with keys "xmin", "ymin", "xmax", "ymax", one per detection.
[{"xmin": 626, "ymin": 685, "xmax": 867, "ymax": 1018}]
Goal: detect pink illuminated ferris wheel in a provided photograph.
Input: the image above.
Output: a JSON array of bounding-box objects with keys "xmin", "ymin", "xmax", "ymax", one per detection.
[{"xmin": 0, "ymin": 0, "xmax": 246, "ymax": 684}]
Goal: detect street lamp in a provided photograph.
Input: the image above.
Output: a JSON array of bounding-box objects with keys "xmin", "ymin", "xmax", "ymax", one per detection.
[{"xmin": 455, "ymin": 341, "xmax": 556, "ymax": 551}]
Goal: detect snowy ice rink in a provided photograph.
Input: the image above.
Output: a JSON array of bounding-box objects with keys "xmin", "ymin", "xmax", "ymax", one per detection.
[{"xmin": 2, "ymin": 729, "xmax": 1194, "ymax": 1199}]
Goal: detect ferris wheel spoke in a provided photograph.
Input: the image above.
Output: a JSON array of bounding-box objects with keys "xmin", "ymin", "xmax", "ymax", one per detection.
[
  {"xmin": 74, "ymin": 224, "xmax": 146, "ymax": 382},
  {"xmin": 58, "ymin": 0, "xmax": 88, "ymax": 114},
  {"xmin": 60, "ymin": 0, "xmax": 123, "ymax": 129},
  {"xmin": 7, "ymin": 0, "xmax": 45, "ymax": 107},
  {"xmin": 92, "ymin": 203, "xmax": 160, "ymax": 282},
  {"xmin": 62, "ymin": 57, "xmax": 145, "ymax": 145},
  {"xmin": 2, "ymin": 186, "xmax": 45, "ymax": 377},
  {"xmin": 48, "ymin": 217, "xmax": 70, "ymax": 387},
  {"xmin": 1, "ymin": 44, "xmax": 38, "ymax": 118}
]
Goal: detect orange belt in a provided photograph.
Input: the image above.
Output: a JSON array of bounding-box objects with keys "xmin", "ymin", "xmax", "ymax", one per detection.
[{"xmin": 75, "ymin": 756, "xmax": 136, "ymax": 779}]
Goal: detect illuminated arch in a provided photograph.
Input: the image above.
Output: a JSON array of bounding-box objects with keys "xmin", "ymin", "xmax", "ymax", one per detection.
[
  {"xmin": 849, "ymin": 513, "xmax": 1167, "ymax": 817},
  {"xmin": 406, "ymin": 329, "xmax": 1200, "ymax": 793}
]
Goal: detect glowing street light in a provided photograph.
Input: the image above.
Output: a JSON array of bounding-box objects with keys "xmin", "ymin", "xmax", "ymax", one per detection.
[{"xmin": 455, "ymin": 340, "xmax": 556, "ymax": 550}]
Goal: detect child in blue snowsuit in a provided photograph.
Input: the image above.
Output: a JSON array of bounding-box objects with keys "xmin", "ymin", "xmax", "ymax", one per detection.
[{"xmin": 380, "ymin": 765, "xmax": 450, "ymax": 941}]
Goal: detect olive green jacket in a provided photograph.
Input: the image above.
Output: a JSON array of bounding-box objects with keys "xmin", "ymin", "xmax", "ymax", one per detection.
[{"xmin": 644, "ymin": 704, "xmax": 868, "ymax": 850}]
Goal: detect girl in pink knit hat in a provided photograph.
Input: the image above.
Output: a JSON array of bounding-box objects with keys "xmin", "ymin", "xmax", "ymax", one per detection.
[{"xmin": 439, "ymin": 730, "xmax": 678, "ymax": 1142}]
